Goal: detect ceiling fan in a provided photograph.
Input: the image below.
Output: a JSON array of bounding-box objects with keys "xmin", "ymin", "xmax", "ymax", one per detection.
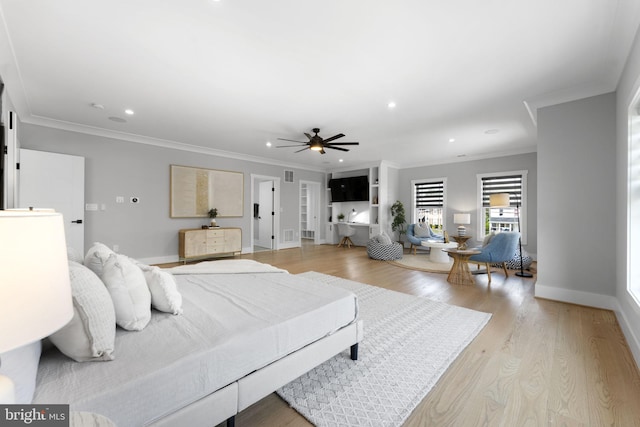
[{"xmin": 276, "ymin": 128, "xmax": 359, "ymax": 154}]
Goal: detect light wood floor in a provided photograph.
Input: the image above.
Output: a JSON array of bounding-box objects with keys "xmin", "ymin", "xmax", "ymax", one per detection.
[{"xmin": 208, "ymin": 243, "xmax": 640, "ymax": 426}]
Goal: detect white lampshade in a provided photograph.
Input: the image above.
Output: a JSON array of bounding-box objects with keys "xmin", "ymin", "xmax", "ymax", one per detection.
[
  {"xmin": 0, "ymin": 211, "xmax": 73, "ymax": 353},
  {"xmin": 453, "ymin": 213, "xmax": 470, "ymax": 225},
  {"xmin": 489, "ymin": 193, "xmax": 510, "ymax": 208}
]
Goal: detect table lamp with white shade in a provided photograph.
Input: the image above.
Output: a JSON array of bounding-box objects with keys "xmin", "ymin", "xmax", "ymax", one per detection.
[
  {"xmin": 453, "ymin": 213, "xmax": 471, "ymax": 236},
  {"xmin": 0, "ymin": 211, "xmax": 73, "ymax": 403}
]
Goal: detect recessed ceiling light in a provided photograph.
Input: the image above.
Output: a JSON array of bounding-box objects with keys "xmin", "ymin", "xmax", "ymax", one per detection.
[
  {"xmin": 90, "ymin": 103, "xmax": 104, "ymax": 110},
  {"xmin": 449, "ymin": 138, "xmax": 456, "ymax": 143},
  {"xmin": 484, "ymin": 129, "xmax": 499, "ymax": 134},
  {"xmin": 339, "ymin": 159, "xmax": 344, "ymax": 162},
  {"xmin": 108, "ymin": 116, "xmax": 127, "ymax": 123},
  {"xmin": 387, "ymin": 101, "xmax": 396, "ymax": 109},
  {"xmin": 266, "ymin": 141, "xmax": 272, "ymax": 147},
  {"xmin": 124, "ymin": 109, "xmax": 134, "ymax": 115},
  {"xmin": 457, "ymin": 154, "xmax": 466, "ymax": 157}
]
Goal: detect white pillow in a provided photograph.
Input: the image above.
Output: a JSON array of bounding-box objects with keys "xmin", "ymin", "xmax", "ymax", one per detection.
[
  {"xmin": 414, "ymin": 223, "xmax": 431, "ymax": 238},
  {"xmin": 84, "ymin": 242, "xmax": 115, "ymax": 277},
  {"xmin": 48, "ymin": 261, "xmax": 116, "ymax": 362},
  {"xmin": 137, "ymin": 264, "xmax": 183, "ymax": 315},
  {"xmin": 100, "ymin": 254, "xmax": 151, "ymax": 331},
  {"xmin": 0, "ymin": 341, "xmax": 41, "ymax": 403},
  {"xmin": 378, "ymin": 233, "xmax": 392, "ymax": 245},
  {"xmin": 67, "ymin": 246, "xmax": 84, "ymax": 264}
]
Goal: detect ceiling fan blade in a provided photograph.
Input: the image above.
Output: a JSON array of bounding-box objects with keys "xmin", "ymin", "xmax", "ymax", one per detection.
[
  {"xmin": 304, "ymin": 133, "xmax": 313, "ymax": 140},
  {"xmin": 277, "ymin": 138, "xmax": 307, "ymax": 143},
  {"xmin": 320, "ymin": 148, "xmax": 326, "ymax": 154},
  {"xmin": 325, "ymin": 146, "xmax": 350, "ymax": 152},
  {"xmin": 276, "ymin": 144, "xmax": 307, "ymax": 148},
  {"xmin": 322, "ymin": 133, "xmax": 345, "ymax": 143},
  {"xmin": 294, "ymin": 147, "xmax": 310, "ymax": 153},
  {"xmin": 326, "ymin": 142, "xmax": 359, "ymax": 146}
]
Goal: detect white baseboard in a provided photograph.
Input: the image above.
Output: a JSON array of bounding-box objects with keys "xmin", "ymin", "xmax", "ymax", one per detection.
[
  {"xmin": 535, "ymin": 283, "xmax": 640, "ymax": 369},
  {"xmin": 613, "ymin": 302, "xmax": 640, "ymax": 370},
  {"xmin": 534, "ymin": 283, "xmax": 617, "ymax": 310},
  {"xmin": 278, "ymin": 242, "xmax": 301, "ymax": 250},
  {"xmin": 138, "ymin": 254, "xmax": 180, "ymax": 265}
]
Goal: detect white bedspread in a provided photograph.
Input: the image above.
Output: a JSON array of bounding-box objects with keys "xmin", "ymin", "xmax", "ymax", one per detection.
[
  {"xmin": 164, "ymin": 259, "xmax": 288, "ymax": 275},
  {"xmin": 34, "ymin": 272, "xmax": 357, "ymax": 427}
]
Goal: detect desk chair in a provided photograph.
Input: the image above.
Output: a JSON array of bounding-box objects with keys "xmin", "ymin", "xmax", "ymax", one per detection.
[{"xmin": 337, "ymin": 223, "xmax": 356, "ymax": 248}]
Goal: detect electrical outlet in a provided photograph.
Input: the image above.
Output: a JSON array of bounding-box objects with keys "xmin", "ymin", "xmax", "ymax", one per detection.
[
  {"xmin": 116, "ymin": 196, "xmax": 124, "ymax": 203},
  {"xmin": 130, "ymin": 196, "xmax": 140, "ymax": 204},
  {"xmin": 85, "ymin": 203, "xmax": 98, "ymax": 211}
]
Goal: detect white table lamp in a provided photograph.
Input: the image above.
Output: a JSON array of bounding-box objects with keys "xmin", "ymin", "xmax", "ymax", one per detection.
[
  {"xmin": 0, "ymin": 211, "xmax": 73, "ymax": 403},
  {"xmin": 453, "ymin": 213, "xmax": 471, "ymax": 236}
]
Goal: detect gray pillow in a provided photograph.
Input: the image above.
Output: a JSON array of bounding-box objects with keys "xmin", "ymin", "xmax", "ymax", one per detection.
[
  {"xmin": 378, "ymin": 233, "xmax": 392, "ymax": 245},
  {"xmin": 414, "ymin": 223, "xmax": 431, "ymax": 238}
]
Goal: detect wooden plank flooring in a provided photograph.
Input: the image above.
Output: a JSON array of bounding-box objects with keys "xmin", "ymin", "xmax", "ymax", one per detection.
[{"xmin": 185, "ymin": 243, "xmax": 640, "ymax": 427}]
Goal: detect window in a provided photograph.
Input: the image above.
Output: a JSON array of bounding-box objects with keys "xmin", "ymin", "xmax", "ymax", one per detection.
[
  {"xmin": 412, "ymin": 178, "xmax": 446, "ymax": 232},
  {"xmin": 477, "ymin": 171, "xmax": 528, "ymax": 244},
  {"xmin": 628, "ymin": 92, "xmax": 640, "ymax": 305}
]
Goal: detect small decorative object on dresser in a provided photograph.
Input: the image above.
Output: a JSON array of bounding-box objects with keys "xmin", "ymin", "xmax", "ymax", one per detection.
[{"xmin": 208, "ymin": 208, "xmax": 218, "ymax": 227}]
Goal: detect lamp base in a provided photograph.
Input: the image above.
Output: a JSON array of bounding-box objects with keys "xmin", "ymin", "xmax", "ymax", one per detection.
[{"xmin": 515, "ymin": 271, "xmax": 533, "ymax": 278}]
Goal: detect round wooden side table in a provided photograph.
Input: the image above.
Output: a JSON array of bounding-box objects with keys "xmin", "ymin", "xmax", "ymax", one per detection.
[{"xmin": 443, "ymin": 248, "xmax": 481, "ymax": 285}]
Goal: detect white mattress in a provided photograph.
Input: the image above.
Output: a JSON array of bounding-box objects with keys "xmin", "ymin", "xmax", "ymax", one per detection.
[{"xmin": 34, "ymin": 272, "xmax": 358, "ymax": 427}]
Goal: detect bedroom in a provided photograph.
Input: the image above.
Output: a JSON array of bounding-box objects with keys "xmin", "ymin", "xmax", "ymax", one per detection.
[{"xmin": 1, "ymin": 1, "xmax": 640, "ymax": 426}]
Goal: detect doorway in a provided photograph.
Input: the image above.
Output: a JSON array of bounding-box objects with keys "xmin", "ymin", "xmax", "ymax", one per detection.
[
  {"xmin": 251, "ymin": 174, "xmax": 281, "ymax": 253},
  {"xmin": 18, "ymin": 149, "xmax": 85, "ymax": 253},
  {"xmin": 300, "ymin": 180, "xmax": 321, "ymax": 245}
]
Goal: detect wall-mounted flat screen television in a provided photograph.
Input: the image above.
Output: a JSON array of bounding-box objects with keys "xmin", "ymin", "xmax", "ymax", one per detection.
[{"xmin": 329, "ymin": 176, "xmax": 369, "ymax": 202}]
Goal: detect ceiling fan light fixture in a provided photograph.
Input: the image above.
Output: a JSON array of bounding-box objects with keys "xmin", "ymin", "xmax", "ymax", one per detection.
[{"xmin": 310, "ymin": 142, "xmax": 323, "ymax": 151}]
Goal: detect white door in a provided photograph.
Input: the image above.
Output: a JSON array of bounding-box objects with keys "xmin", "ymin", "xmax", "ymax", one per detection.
[
  {"xmin": 257, "ymin": 180, "xmax": 274, "ymax": 249},
  {"xmin": 18, "ymin": 149, "xmax": 85, "ymax": 253}
]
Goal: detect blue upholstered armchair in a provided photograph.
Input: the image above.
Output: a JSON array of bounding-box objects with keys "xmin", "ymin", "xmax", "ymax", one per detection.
[
  {"xmin": 469, "ymin": 232, "xmax": 520, "ymax": 283},
  {"xmin": 406, "ymin": 223, "xmax": 444, "ymax": 255}
]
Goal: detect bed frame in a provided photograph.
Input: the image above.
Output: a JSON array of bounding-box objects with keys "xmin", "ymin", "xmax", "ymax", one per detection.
[{"xmin": 149, "ymin": 320, "xmax": 363, "ymax": 427}]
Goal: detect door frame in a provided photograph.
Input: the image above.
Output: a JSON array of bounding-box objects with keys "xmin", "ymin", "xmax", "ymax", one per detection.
[
  {"xmin": 250, "ymin": 174, "xmax": 281, "ymax": 253},
  {"xmin": 299, "ymin": 180, "xmax": 321, "ymax": 245}
]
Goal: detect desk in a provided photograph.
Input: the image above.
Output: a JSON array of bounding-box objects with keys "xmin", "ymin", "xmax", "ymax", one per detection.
[
  {"xmin": 443, "ymin": 248, "xmax": 481, "ymax": 285},
  {"xmin": 331, "ymin": 222, "xmax": 378, "ymax": 246}
]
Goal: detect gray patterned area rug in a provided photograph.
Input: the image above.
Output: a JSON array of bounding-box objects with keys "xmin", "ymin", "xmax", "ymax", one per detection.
[{"xmin": 278, "ymin": 272, "xmax": 492, "ymax": 427}]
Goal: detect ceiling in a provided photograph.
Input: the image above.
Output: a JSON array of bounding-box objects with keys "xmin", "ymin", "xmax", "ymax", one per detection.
[{"xmin": 1, "ymin": 0, "xmax": 639, "ymax": 171}]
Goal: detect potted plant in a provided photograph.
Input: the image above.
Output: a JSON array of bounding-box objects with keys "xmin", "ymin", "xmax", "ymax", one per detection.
[
  {"xmin": 208, "ymin": 208, "xmax": 218, "ymax": 227},
  {"xmin": 391, "ymin": 200, "xmax": 407, "ymax": 242},
  {"xmin": 337, "ymin": 213, "xmax": 345, "ymax": 222}
]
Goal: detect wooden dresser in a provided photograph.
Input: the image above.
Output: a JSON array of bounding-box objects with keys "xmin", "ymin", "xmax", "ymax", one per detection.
[{"xmin": 179, "ymin": 227, "xmax": 242, "ymax": 262}]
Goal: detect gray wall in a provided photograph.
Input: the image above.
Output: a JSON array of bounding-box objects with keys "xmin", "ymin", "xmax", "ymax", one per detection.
[
  {"xmin": 19, "ymin": 123, "xmax": 326, "ymax": 262},
  {"xmin": 397, "ymin": 152, "xmax": 538, "ymax": 254},
  {"xmin": 537, "ymin": 93, "xmax": 616, "ymax": 296}
]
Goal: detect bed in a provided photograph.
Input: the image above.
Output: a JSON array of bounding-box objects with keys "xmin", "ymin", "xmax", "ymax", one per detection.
[{"xmin": 29, "ymin": 256, "xmax": 362, "ymax": 427}]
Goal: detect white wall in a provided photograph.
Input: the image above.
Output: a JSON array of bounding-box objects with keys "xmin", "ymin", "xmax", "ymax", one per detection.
[
  {"xmin": 616, "ymin": 26, "xmax": 640, "ymax": 366},
  {"xmin": 536, "ymin": 93, "xmax": 617, "ymax": 305}
]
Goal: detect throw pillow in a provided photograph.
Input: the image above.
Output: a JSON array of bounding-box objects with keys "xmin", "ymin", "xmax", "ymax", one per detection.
[
  {"xmin": 84, "ymin": 242, "xmax": 115, "ymax": 277},
  {"xmin": 414, "ymin": 223, "xmax": 431, "ymax": 238},
  {"xmin": 0, "ymin": 341, "xmax": 41, "ymax": 403},
  {"xmin": 378, "ymin": 233, "xmax": 392, "ymax": 245},
  {"xmin": 100, "ymin": 254, "xmax": 151, "ymax": 331},
  {"xmin": 136, "ymin": 263, "xmax": 183, "ymax": 315},
  {"xmin": 48, "ymin": 261, "xmax": 116, "ymax": 362}
]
